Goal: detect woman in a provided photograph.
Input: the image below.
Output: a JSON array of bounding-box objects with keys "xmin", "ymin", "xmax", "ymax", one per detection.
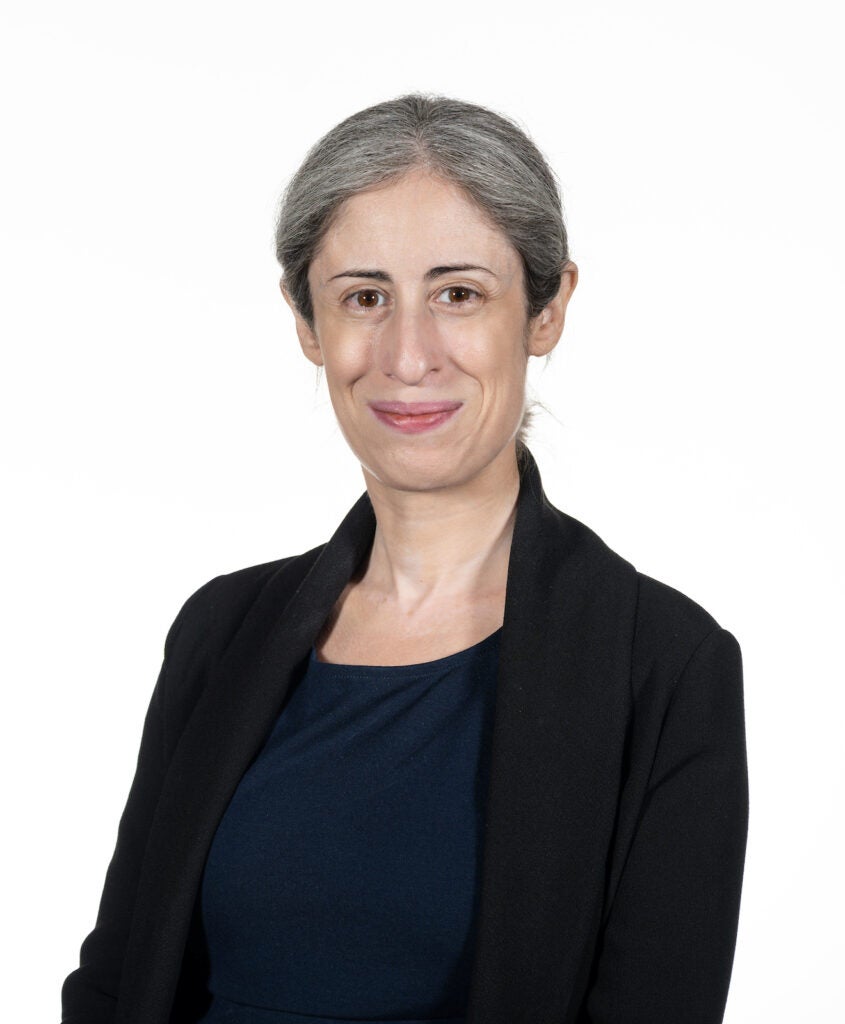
[{"xmin": 61, "ymin": 94, "xmax": 749, "ymax": 1024}]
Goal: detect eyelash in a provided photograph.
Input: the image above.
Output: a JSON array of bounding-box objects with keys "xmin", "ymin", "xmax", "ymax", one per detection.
[{"xmin": 343, "ymin": 285, "xmax": 483, "ymax": 311}]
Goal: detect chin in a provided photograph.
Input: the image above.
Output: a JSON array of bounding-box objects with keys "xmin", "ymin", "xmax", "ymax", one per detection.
[
  {"xmin": 358, "ymin": 440, "xmax": 506, "ymax": 495},
  {"xmin": 362, "ymin": 458, "xmax": 460, "ymax": 493}
]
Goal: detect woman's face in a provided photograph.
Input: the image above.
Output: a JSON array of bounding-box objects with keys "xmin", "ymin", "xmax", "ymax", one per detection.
[{"xmin": 283, "ymin": 167, "xmax": 577, "ymax": 494}]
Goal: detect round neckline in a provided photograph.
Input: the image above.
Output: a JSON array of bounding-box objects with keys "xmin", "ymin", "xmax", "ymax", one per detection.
[{"xmin": 309, "ymin": 625, "xmax": 502, "ymax": 677}]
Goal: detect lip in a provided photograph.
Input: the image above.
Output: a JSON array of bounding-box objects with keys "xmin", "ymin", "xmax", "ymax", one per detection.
[
  {"xmin": 369, "ymin": 401, "xmax": 463, "ymax": 415},
  {"xmin": 369, "ymin": 400, "xmax": 462, "ymax": 434}
]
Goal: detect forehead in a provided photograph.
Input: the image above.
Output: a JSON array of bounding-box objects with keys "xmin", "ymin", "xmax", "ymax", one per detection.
[{"xmin": 312, "ymin": 170, "xmax": 519, "ymax": 284}]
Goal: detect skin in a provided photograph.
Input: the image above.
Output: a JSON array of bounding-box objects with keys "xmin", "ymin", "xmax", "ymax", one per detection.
[{"xmin": 281, "ymin": 166, "xmax": 578, "ymax": 630}]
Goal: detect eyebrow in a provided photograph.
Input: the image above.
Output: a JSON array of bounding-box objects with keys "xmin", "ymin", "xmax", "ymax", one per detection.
[{"xmin": 327, "ymin": 263, "xmax": 496, "ymax": 284}]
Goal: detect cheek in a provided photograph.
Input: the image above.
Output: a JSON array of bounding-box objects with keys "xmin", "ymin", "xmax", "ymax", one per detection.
[
  {"xmin": 456, "ymin": 331, "xmax": 527, "ymax": 393},
  {"xmin": 321, "ymin": 333, "xmax": 370, "ymax": 385}
]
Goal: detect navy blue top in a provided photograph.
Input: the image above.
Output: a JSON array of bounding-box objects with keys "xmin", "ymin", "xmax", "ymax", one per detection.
[{"xmin": 197, "ymin": 627, "xmax": 501, "ymax": 1024}]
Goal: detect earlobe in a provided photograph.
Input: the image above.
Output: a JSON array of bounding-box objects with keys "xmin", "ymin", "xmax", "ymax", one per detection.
[
  {"xmin": 527, "ymin": 294, "xmax": 564, "ymax": 358},
  {"xmin": 280, "ymin": 280, "xmax": 324, "ymax": 367},
  {"xmin": 298, "ymin": 330, "xmax": 324, "ymax": 368},
  {"xmin": 527, "ymin": 262, "xmax": 578, "ymax": 358}
]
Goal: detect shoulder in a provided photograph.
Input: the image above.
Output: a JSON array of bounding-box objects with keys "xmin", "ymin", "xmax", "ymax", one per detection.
[
  {"xmin": 166, "ymin": 543, "xmax": 328, "ymax": 658},
  {"xmin": 546, "ymin": 494, "xmax": 738, "ymax": 690},
  {"xmin": 634, "ymin": 570, "xmax": 721, "ymax": 648},
  {"xmin": 156, "ymin": 543, "xmax": 328, "ymax": 730},
  {"xmin": 536, "ymin": 498, "xmax": 740, "ymax": 699},
  {"xmin": 533, "ymin": 493, "xmax": 734, "ymax": 663},
  {"xmin": 630, "ymin": 569, "xmax": 741, "ymax": 706}
]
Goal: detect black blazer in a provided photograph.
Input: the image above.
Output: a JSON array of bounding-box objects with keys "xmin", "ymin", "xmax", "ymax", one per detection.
[{"xmin": 61, "ymin": 448, "xmax": 749, "ymax": 1024}]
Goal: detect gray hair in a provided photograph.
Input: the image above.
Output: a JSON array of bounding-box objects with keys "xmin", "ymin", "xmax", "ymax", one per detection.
[{"xmin": 274, "ymin": 92, "xmax": 570, "ymax": 461}]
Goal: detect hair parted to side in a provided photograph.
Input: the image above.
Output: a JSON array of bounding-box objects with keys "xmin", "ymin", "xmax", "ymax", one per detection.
[{"xmin": 274, "ymin": 92, "xmax": 570, "ymax": 463}]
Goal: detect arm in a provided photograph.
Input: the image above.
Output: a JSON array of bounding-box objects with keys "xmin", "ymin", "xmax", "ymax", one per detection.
[
  {"xmin": 583, "ymin": 627, "xmax": 749, "ymax": 1024},
  {"xmin": 60, "ymin": 586, "xmax": 209, "ymax": 1024}
]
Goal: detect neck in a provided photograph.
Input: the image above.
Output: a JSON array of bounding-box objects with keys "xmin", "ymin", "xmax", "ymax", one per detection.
[{"xmin": 357, "ymin": 443, "xmax": 521, "ymax": 615}]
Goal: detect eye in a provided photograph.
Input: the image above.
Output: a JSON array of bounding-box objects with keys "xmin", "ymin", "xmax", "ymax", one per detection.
[
  {"xmin": 345, "ymin": 289, "xmax": 386, "ymax": 310},
  {"xmin": 435, "ymin": 285, "xmax": 482, "ymax": 306}
]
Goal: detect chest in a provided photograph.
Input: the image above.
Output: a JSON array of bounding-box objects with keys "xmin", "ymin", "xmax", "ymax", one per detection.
[{"xmin": 199, "ymin": 629, "xmax": 500, "ymax": 1016}]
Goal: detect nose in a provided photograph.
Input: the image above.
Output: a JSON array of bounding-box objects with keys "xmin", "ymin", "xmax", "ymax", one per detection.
[{"xmin": 375, "ymin": 299, "xmax": 442, "ymax": 386}]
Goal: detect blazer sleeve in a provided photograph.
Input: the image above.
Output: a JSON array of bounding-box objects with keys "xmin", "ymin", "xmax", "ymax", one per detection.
[
  {"xmin": 583, "ymin": 627, "xmax": 750, "ymax": 1024},
  {"xmin": 60, "ymin": 581, "xmax": 215, "ymax": 1024}
]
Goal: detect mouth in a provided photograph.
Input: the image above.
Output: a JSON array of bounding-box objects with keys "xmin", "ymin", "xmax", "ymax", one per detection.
[{"xmin": 368, "ymin": 400, "xmax": 463, "ymax": 434}]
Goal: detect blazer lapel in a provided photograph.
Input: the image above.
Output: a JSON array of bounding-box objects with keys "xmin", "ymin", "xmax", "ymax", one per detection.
[
  {"xmin": 116, "ymin": 491, "xmax": 378, "ymax": 1024},
  {"xmin": 464, "ymin": 456, "xmax": 638, "ymax": 1023},
  {"xmin": 116, "ymin": 449, "xmax": 638, "ymax": 1024}
]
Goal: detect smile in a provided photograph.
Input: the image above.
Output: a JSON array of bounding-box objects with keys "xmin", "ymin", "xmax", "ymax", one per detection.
[{"xmin": 369, "ymin": 403, "xmax": 462, "ymax": 434}]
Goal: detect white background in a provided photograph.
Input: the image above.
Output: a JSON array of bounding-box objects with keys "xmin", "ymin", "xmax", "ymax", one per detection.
[{"xmin": 2, "ymin": 1, "xmax": 842, "ymax": 1020}]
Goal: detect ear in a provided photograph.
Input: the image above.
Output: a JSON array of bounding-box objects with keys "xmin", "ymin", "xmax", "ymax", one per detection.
[
  {"xmin": 526, "ymin": 261, "xmax": 579, "ymax": 358},
  {"xmin": 280, "ymin": 279, "xmax": 324, "ymax": 367}
]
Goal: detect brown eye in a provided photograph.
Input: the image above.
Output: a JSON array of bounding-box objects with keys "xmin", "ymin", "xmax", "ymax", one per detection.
[
  {"xmin": 436, "ymin": 285, "xmax": 481, "ymax": 305},
  {"xmin": 355, "ymin": 290, "xmax": 382, "ymax": 308}
]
